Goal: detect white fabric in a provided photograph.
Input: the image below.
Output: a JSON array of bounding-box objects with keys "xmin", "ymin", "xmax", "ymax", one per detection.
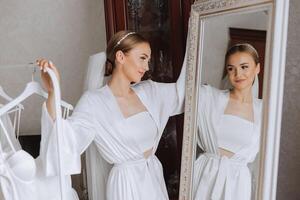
[
  {"xmin": 0, "ymin": 149, "xmax": 37, "ymax": 200},
  {"xmin": 0, "ymin": 112, "xmax": 22, "ymax": 153},
  {"xmin": 34, "ymin": 158, "xmax": 79, "ymax": 200},
  {"xmin": 0, "ymin": 106, "xmax": 78, "ymax": 200},
  {"xmin": 193, "ymin": 85, "xmax": 262, "ymax": 200},
  {"xmin": 40, "ymin": 49, "xmax": 187, "ymax": 199},
  {"xmin": 83, "ymin": 52, "xmax": 110, "ymax": 91},
  {"xmin": 0, "ymin": 106, "xmax": 35, "ymax": 200},
  {"xmin": 217, "ymin": 114, "xmax": 255, "ymax": 153},
  {"xmin": 0, "ymin": 153, "xmax": 78, "ymax": 200},
  {"xmin": 0, "ymin": 117, "xmax": 36, "ymax": 200},
  {"xmin": 125, "ymin": 111, "xmax": 158, "ymax": 151},
  {"xmin": 83, "ymin": 52, "xmax": 112, "ymax": 200},
  {"xmin": 0, "ymin": 152, "xmax": 78, "ymax": 200}
]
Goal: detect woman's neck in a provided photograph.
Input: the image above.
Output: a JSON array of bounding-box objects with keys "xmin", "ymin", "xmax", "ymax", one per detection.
[
  {"xmin": 230, "ymin": 87, "xmax": 253, "ymax": 103},
  {"xmin": 108, "ymin": 70, "xmax": 131, "ymax": 97}
]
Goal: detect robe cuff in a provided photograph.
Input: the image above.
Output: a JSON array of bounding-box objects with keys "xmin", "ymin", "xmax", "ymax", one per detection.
[{"xmin": 40, "ymin": 102, "xmax": 91, "ymax": 176}]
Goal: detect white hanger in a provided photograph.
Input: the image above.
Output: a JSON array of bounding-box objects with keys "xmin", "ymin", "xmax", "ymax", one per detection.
[
  {"xmin": 0, "ymin": 85, "xmax": 23, "ymax": 138},
  {"xmin": 0, "ymin": 85, "xmax": 13, "ymax": 101},
  {"xmin": 0, "ymin": 119, "xmax": 17, "ymax": 152},
  {"xmin": 0, "ymin": 70, "xmax": 72, "ymax": 117},
  {"xmin": 30, "ymin": 67, "xmax": 74, "ymax": 112},
  {"xmin": 0, "ymin": 85, "xmax": 25, "ymax": 110},
  {"xmin": 0, "ymin": 81, "xmax": 48, "ymax": 116},
  {"xmin": 0, "ymin": 63, "xmax": 73, "ymax": 112}
]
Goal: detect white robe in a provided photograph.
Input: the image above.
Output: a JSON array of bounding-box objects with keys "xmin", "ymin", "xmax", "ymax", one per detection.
[
  {"xmin": 40, "ymin": 60, "xmax": 186, "ymax": 200},
  {"xmin": 193, "ymin": 85, "xmax": 262, "ymax": 200}
]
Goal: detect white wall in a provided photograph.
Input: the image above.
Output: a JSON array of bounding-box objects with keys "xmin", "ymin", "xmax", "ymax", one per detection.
[
  {"xmin": 277, "ymin": 0, "xmax": 300, "ymax": 199},
  {"xmin": 0, "ymin": 0, "xmax": 107, "ymax": 135},
  {"xmin": 201, "ymin": 10, "xmax": 268, "ymax": 88}
]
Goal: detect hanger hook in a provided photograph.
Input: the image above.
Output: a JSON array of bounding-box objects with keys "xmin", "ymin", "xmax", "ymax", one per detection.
[{"xmin": 29, "ymin": 63, "xmax": 36, "ymax": 82}]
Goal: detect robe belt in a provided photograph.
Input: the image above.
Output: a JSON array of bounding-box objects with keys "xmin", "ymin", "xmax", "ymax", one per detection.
[
  {"xmin": 114, "ymin": 155, "xmax": 169, "ymax": 199},
  {"xmin": 203, "ymin": 153, "xmax": 248, "ymax": 200},
  {"xmin": 114, "ymin": 155, "xmax": 155, "ymax": 168}
]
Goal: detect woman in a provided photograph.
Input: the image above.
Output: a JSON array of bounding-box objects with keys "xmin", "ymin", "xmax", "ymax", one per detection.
[
  {"xmin": 193, "ymin": 43, "xmax": 262, "ymax": 200},
  {"xmin": 37, "ymin": 31, "xmax": 186, "ymax": 200}
]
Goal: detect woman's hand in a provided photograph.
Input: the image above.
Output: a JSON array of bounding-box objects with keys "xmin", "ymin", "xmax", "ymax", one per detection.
[
  {"xmin": 36, "ymin": 59, "xmax": 60, "ymax": 94},
  {"xmin": 36, "ymin": 59, "xmax": 60, "ymax": 120}
]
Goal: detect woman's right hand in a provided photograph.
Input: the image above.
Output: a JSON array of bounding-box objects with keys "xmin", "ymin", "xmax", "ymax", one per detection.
[{"xmin": 36, "ymin": 59, "xmax": 60, "ymax": 94}]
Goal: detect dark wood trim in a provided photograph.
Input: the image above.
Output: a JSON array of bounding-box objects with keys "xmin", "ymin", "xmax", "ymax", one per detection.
[
  {"xmin": 114, "ymin": 0, "xmax": 128, "ymax": 31},
  {"xmin": 168, "ymin": 0, "xmax": 186, "ymax": 170},
  {"xmin": 229, "ymin": 28, "xmax": 267, "ymax": 42},
  {"xmin": 104, "ymin": 0, "xmax": 128, "ymax": 43},
  {"xmin": 104, "ymin": 0, "xmax": 116, "ymax": 43},
  {"xmin": 170, "ymin": 0, "xmax": 185, "ymax": 79},
  {"xmin": 182, "ymin": 0, "xmax": 195, "ymax": 43}
]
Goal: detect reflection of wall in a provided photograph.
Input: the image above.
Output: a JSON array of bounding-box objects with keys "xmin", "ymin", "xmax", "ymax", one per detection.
[
  {"xmin": 277, "ymin": 0, "xmax": 300, "ymax": 199},
  {"xmin": 201, "ymin": 11, "xmax": 268, "ymax": 88},
  {"xmin": 0, "ymin": 0, "xmax": 106, "ymax": 135}
]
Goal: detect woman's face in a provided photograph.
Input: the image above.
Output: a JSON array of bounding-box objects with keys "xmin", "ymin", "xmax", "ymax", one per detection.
[
  {"xmin": 116, "ymin": 42, "xmax": 151, "ymax": 83},
  {"xmin": 226, "ymin": 52, "xmax": 260, "ymax": 91}
]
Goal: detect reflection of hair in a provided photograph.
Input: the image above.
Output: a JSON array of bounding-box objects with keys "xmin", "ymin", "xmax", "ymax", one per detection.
[
  {"xmin": 105, "ymin": 30, "xmax": 149, "ymax": 76},
  {"xmin": 225, "ymin": 43, "xmax": 259, "ymax": 65},
  {"xmin": 223, "ymin": 43, "xmax": 260, "ymax": 78}
]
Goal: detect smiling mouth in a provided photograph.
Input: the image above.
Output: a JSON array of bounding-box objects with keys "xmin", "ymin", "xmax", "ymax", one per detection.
[{"xmin": 235, "ymin": 79, "xmax": 246, "ymax": 83}]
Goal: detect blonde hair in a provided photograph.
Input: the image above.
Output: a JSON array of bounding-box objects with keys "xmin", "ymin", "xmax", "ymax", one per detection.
[
  {"xmin": 225, "ymin": 43, "xmax": 259, "ymax": 65},
  {"xmin": 105, "ymin": 30, "xmax": 149, "ymax": 76}
]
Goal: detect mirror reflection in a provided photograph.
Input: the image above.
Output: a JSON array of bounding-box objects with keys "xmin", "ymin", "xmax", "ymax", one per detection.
[{"xmin": 193, "ymin": 9, "xmax": 270, "ymax": 200}]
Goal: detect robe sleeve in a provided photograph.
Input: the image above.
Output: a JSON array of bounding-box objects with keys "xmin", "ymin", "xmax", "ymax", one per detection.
[
  {"xmin": 150, "ymin": 50, "xmax": 187, "ymax": 116},
  {"xmin": 196, "ymin": 85, "xmax": 211, "ymax": 151},
  {"xmin": 39, "ymin": 92, "xmax": 97, "ymax": 176}
]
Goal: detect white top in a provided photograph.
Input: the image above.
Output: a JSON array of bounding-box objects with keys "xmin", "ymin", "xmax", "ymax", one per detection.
[
  {"xmin": 217, "ymin": 114, "xmax": 254, "ymax": 153},
  {"xmin": 124, "ymin": 111, "xmax": 158, "ymax": 152}
]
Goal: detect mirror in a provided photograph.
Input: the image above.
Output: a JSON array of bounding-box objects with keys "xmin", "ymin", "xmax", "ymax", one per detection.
[
  {"xmin": 193, "ymin": 8, "xmax": 270, "ymax": 200},
  {"xmin": 179, "ymin": 0, "xmax": 290, "ymax": 200}
]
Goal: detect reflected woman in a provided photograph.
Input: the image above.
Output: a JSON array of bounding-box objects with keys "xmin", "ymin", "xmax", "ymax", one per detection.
[
  {"xmin": 193, "ymin": 44, "xmax": 262, "ymax": 200},
  {"xmin": 37, "ymin": 31, "xmax": 186, "ymax": 200}
]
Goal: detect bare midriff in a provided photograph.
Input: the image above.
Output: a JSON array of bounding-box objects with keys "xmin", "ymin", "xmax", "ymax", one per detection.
[
  {"xmin": 143, "ymin": 147, "xmax": 153, "ymax": 159},
  {"xmin": 219, "ymin": 147, "xmax": 235, "ymax": 158}
]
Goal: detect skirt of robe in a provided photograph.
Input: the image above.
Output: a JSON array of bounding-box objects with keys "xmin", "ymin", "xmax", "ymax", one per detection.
[
  {"xmin": 193, "ymin": 153, "xmax": 252, "ymax": 200},
  {"xmin": 107, "ymin": 155, "xmax": 169, "ymax": 200}
]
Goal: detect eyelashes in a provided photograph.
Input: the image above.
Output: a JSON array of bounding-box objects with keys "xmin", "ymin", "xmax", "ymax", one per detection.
[
  {"xmin": 227, "ymin": 65, "xmax": 249, "ymax": 72},
  {"xmin": 140, "ymin": 56, "xmax": 152, "ymax": 63},
  {"xmin": 241, "ymin": 65, "xmax": 249, "ymax": 69},
  {"xmin": 227, "ymin": 67, "xmax": 233, "ymax": 71}
]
